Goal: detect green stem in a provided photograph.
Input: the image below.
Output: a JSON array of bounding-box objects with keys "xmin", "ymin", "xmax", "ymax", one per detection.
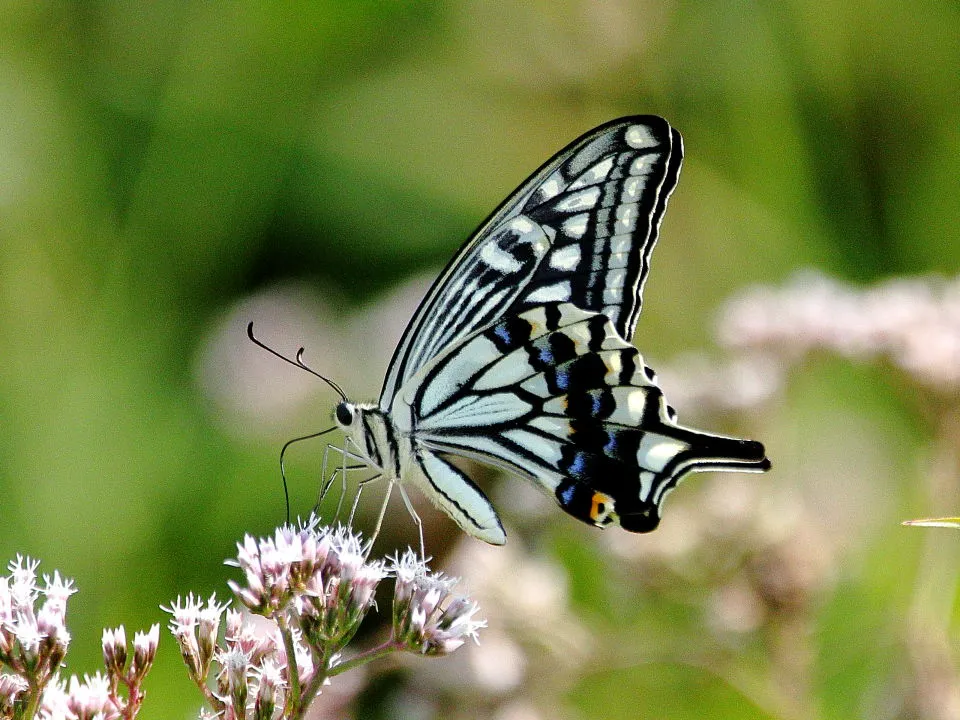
[
  {"xmin": 327, "ymin": 639, "xmax": 401, "ymax": 677},
  {"xmin": 190, "ymin": 667, "xmax": 221, "ymax": 714},
  {"xmin": 291, "ymin": 648, "xmax": 332, "ymax": 720},
  {"xmin": 22, "ymin": 681, "xmax": 41, "ymax": 720},
  {"xmin": 276, "ymin": 615, "xmax": 302, "ymax": 717}
]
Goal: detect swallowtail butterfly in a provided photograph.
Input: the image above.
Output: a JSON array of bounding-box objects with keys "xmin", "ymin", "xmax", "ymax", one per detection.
[{"xmin": 333, "ymin": 116, "xmax": 770, "ymax": 545}]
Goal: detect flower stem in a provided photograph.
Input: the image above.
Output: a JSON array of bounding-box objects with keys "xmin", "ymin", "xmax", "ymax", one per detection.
[
  {"xmin": 328, "ymin": 639, "xmax": 401, "ymax": 677},
  {"xmin": 291, "ymin": 648, "xmax": 331, "ymax": 720},
  {"xmin": 23, "ymin": 681, "xmax": 41, "ymax": 720},
  {"xmin": 276, "ymin": 615, "xmax": 302, "ymax": 717}
]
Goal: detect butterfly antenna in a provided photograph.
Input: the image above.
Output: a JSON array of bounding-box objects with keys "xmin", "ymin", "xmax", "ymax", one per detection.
[
  {"xmin": 246, "ymin": 322, "xmax": 348, "ymax": 401},
  {"xmin": 279, "ymin": 426, "xmax": 339, "ymax": 524}
]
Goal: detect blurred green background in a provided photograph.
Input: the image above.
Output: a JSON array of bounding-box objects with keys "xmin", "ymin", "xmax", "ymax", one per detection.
[{"xmin": 2, "ymin": 1, "xmax": 959, "ymax": 718}]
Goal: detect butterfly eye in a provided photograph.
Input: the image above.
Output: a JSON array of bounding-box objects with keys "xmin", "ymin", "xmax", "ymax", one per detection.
[{"xmin": 335, "ymin": 402, "xmax": 355, "ymax": 427}]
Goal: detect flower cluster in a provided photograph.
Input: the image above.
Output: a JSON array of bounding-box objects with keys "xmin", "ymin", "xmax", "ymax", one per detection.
[
  {"xmin": 166, "ymin": 519, "xmax": 484, "ymax": 720},
  {"xmin": 718, "ymin": 270, "xmax": 960, "ymax": 392},
  {"xmin": 0, "ymin": 556, "xmax": 159, "ymax": 720},
  {"xmin": 391, "ymin": 550, "xmax": 484, "ymax": 656},
  {"xmin": 0, "ymin": 556, "xmax": 73, "ymax": 693}
]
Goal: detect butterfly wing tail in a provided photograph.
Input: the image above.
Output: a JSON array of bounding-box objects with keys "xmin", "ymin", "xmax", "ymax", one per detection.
[
  {"xmin": 669, "ymin": 431, "xmax": 771, "ymax": 475},
  {"xmin": 604, "ymin": 426, "xmax": 770, "ymax": 533},
  {"xmin": 551, "ymin": 425, "xmax": 769, "ymax": 534}
]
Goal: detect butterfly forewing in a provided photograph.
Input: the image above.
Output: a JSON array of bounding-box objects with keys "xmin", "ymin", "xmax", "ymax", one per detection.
[{"xmin": 379, "ymin": 116, "xmax": 681, "ymax": 411}]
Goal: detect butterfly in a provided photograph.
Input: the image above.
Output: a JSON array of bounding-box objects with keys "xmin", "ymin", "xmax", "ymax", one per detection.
[{"xmin": 326, "ymin": 116, "xmax": 769, "ymax": 545}]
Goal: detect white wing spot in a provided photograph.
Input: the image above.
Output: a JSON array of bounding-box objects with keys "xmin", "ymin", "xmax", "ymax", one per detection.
[
  {"xmin": 562, "ymin": 214, "xmax": 589, "ymax": 239},
  {"xmin": 631, "ymin": 156, "xmax": 654, "ymax": 177},
  {"xmin": 610, "ymin": 233, "xmax": 631, "ymax": 253},
  {"xmin": 602, "ymin": 287, "xmax": 621, "ymax": 304},
  {"xmin": 602, "ymin": 303, "xmax": 620, "ymax": 321},
  {"xmin": 556, "ymin": 304, "xmax": 594, "ymax": 325},
  {"xmin": 538, "ymin": 171, "xmax": 565, "ymax": 200},
  {"xmin": 549, "ymin": 244, "xmax": 582, "ymax": 271},
  {"xmin": 615, "ymin": 203, "xmax": 638, "ymax": 234},
  {"xmin": 638, "ymin": 470, "xmax": 655, "ymax": 501},
  {"xmin": 606, "ymin": 268, "xmax": 626, "ymax": 289},
  {"xmin": 603, "ymin": 351, "xmax": 623, "ymax": 382},
  {"xmin": 626, "ymin": 389, "xmax": 647, "ymax": 421},
  {"xmin": 625, "ymin": 124, "xmax": 657, "ymax": 149},
  {"xmin": 520, "ymin": 373, "xmax": 550, "ymax": 397},
  {"xmin": 525, "ymin": 282, "xmax": 571, "ymax": 303},
  {"xmin": 622, "ymin": 176, "xmax": 645, "ymax": 201},
  {"xmin": 608, "ymin": 251, "xmax": 629, "ymax": 269},
  {"xmin": 637, "ymin": 434, "xmax": 688, "ymax": 472},
  {"xmin": 480, "ymin": 241, "xmax": 522, "ymax": 273},
  {"xmin": 555, "ymin": 186, "xmax": 600, "ymax": 212},
  {"xmin": 510, "ymin": 216, "xmax": 536, "ymax": 233},
  {"xmin": 568, "ymin": 156, "xmax": 614, "ymax": 190}
]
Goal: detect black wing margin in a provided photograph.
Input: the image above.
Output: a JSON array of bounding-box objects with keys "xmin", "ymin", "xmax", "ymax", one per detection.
[{"xmin": 380, "ymin": 116, "xmax": 682, "ymax": 411}]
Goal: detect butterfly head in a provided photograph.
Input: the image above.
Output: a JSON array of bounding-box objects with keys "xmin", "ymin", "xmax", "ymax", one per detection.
[
  {"xmin": 334, "ymin": 401, "xmax": 357, "ymax": 429},
  {"xmin": 333, "ymin": 400, "xmax": 394, "ymax": 475}
]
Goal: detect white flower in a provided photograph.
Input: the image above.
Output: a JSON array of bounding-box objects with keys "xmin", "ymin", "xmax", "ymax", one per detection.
[{"xmin": 389, "ymin": 550, "xmax": 485, "ymax": 656}]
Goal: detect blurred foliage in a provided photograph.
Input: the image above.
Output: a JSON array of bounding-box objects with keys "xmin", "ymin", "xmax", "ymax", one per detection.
[{"xmin": 1, "ymin": 1, "xmax": 960, "ymax": 718}]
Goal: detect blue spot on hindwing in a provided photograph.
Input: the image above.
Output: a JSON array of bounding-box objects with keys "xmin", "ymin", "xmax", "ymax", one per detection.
[
  {"xmin": 570, "ymin": 450, "xmax": 588, "ymax": 477},
  {"xmin": 592, "ymin": 392, "xmax": 603, "ymax": 416},
  {"xmin": 488, "ymin": 315, "xmax": 534, "ymax": 352},
  {"xmin": 604, "ymin": 431, "xmax": 618, "ymax": 455}
]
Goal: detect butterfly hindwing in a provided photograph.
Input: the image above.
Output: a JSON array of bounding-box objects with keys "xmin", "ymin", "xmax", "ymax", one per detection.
[
  {"xmin": 379, "ymin": 116, "xmax": 681, "ymax": 411},
  {"xmin": 392, "ymin": 303, "xmax": 769, "ymax": 534}
]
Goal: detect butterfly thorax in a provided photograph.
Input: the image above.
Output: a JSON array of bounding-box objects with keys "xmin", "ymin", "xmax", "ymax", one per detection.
[
  {"xmin": 334, "ymin": 401, "xmax": 403, "ymax": 480},
  {"xmin": 334, "ymin": 396, "xmax": 509, "ymax": 544}
]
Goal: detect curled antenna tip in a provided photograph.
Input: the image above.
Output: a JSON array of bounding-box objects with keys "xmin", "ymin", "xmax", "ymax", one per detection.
[{"xmin": 246, "ymin": 320, "xmax": 349, "ymax": 402}]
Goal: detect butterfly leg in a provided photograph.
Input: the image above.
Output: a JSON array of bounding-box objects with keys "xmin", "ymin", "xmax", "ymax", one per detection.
[
  {"xmin": 316, "ymin": 442, "xmax": 348, "ymax": 520},
  {"xmin": 317, "ymin": 441, "xmax": 338, "ymax": 506},
  {"xmin": 363, "ymin": 476, "xmax": 392, "ymax": 556},
  {"xmin": 395, "ymin": 481, "xmax": 426, "ymax": 560},
  {"xmin": 334, "ymin": 437, "xmax": 372, "ymax": 520},
  {"xmin": 279, "ymin": 425, "xmax": 341, "ymax": 524},
  {"xmin": 348, "ymin": 469, "xmax": 384, "ymax": 527},
  {"xmin": 315, "ymin": 442, "xmax": 363, "ymax": 515}
]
